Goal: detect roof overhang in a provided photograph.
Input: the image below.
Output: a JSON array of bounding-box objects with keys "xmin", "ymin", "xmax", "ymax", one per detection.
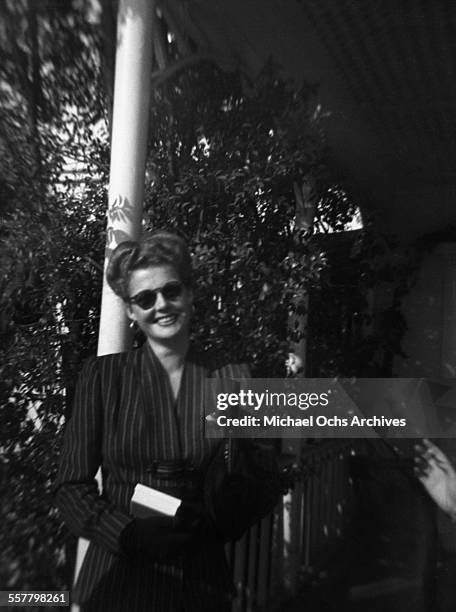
[{"xmin": 160, "ymin": 0, "xmax": 456, "ymax": 240}]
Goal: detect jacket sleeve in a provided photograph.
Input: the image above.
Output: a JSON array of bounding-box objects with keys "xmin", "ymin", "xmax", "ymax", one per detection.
[{"xmin": 54, "ymin": 357, "xmax": 132, "ymax": 554}]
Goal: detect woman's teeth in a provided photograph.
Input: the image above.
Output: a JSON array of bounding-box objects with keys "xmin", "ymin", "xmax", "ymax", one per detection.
[{"xmin": 154, "ymin": 314, "xmax": 178, "ymax": 326}]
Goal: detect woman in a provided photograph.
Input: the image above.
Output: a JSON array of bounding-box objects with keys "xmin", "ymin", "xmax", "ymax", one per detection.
[{"xmin": 55, "ymin": 231, "xmax": 279, "ymax": 611}]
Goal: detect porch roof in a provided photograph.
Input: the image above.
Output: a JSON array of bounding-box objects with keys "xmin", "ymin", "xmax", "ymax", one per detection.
[{"xmin": 161, "ymin": 0, "xmax": 456, "ymax": 239}]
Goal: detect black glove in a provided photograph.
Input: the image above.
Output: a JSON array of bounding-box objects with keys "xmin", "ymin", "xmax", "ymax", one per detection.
[
  {"xmin": 119, "ymin": 515, "xmax": 193, "ymax": 562},
  {"xmin": 211, "ymin": 474, "xmax": 260, "ymax": 542},
  {"xmin": 174, "ymin": 499, "xmax": 217, "ymax": 539},
  {"xmin": 174, "ymin": 500, "xmax": 204, "ymax": 530}
]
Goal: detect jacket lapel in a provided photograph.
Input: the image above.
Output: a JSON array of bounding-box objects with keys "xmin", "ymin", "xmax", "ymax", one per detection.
[
  {"xmin": 137, "ymin": 342, "xmax": 183, "ymax": 460},
  {"xmin": 175, "ymin": 356, "xmax": 207, "ymax": 464}
]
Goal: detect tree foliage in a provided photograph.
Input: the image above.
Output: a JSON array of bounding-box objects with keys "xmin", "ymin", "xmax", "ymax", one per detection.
[
  {"xmin": 143, "ymin": 63, "xmax": 335, "ymax": 374},
  {"xmin": 0, "ymin": 0, "xmax": 109, "ymax": 591},
  {"xmin": 0, "ymin": 0, "xmax": 410, "ymax": 594}
]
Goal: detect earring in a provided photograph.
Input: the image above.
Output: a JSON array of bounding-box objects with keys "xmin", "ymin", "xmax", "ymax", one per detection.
[{"xmin": 129, "ymin": 320, "xmax": 136, "ymax": 329}]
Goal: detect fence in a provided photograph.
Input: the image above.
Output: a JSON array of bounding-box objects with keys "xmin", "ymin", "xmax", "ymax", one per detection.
[{"xmin": 229, "ymin": 439, "xmax": 360, "ymax": 612}]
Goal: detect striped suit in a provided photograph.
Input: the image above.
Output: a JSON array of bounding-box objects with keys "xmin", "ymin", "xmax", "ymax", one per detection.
[{"xmin": 55, "ymin": 343, "xmax": 249, "ymax": 611}]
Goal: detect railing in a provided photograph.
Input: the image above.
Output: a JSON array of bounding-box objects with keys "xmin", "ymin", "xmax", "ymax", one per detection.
[
  {"xmin": 227, "ymin": 513, "xmax": 275, "ymax": 612},
  {"xmin": 297, "ymin": 440, "xmax": 359, "ymax": 580},
  {"xmin": 228, "ymin": 439, "xmax": 361, "ymax": 612}
]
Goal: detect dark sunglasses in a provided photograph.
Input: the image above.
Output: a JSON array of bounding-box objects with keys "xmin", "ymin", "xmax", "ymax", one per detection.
[{"xmin": 127, "ymin": 281, "xmax": 185, "ymax": 310}]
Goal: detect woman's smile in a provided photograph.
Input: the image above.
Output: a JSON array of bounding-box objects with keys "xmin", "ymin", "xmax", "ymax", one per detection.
[{"xmin": 153, "ymin": 313, "xmax": 180, "ymax": 326}]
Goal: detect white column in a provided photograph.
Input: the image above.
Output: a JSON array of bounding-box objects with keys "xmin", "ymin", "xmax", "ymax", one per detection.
[
  {"xmin": 72, "ymin": 3, "xmax": 155, "ymax": 608},
  {"xmin": 97, "ymin": 0, "xmax": 155, "ymax": 356}
]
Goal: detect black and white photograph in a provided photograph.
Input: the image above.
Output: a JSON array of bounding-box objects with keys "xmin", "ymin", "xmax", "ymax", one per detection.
[{"xmin": 2, "ymin": 1, "xmax": 456, "ymax": 611}]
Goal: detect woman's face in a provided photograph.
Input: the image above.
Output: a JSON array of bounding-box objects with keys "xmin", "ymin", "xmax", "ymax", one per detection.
[{"xmin": 126, "ymin": 265, "xmax": 193, "ymax": 344}]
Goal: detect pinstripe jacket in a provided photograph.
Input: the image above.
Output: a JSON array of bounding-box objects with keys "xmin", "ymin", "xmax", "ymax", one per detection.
[{"xmin": 55, "ymin": 343, "xmax": 249, "ymax": 612}]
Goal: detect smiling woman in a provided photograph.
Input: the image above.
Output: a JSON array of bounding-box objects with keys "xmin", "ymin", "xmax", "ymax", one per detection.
[{"xmin": 54, "ymin": 230, "xmax": 281, "ymax": 612}]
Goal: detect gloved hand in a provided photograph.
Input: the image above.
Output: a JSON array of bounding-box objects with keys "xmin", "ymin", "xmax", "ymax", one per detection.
[
  {"xmin": 119, "ymin": 515, "xmax": 193, "ymax": 562},
  {"xmin": 204, "ymin": 440, "xmax": 282, "ymax": 542},
  {"xmin": 174, "ymin": 500, "xmax": 206, "ymax": 532},
  {"xmin": 210, "ymin": 474, "xmax": 260, "ymax": 542}
]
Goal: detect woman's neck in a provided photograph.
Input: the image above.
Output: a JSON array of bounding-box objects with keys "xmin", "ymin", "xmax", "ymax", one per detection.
[{"xmin": 147, "ymin": 335, "xmax": 189, "ymax": 374}]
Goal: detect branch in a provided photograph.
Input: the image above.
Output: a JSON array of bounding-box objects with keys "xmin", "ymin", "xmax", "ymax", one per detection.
[
  {"xmin": 160, "ymin": 4, "xmax": 192, "ymax": 57},
  {"xmin": 100, "ymin": 0, "xmax": 117, "ymax": 131},
  {"xmin": 151, "ymin": 52, "xmax": 209, "ymax": 87},
  {"xmin": 152, "ymin": 4, "xmax": 168, "ymax": 70},
  {"xmin": 83, "ymin": 255, "xmax": 103, "ymax": 273}
]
